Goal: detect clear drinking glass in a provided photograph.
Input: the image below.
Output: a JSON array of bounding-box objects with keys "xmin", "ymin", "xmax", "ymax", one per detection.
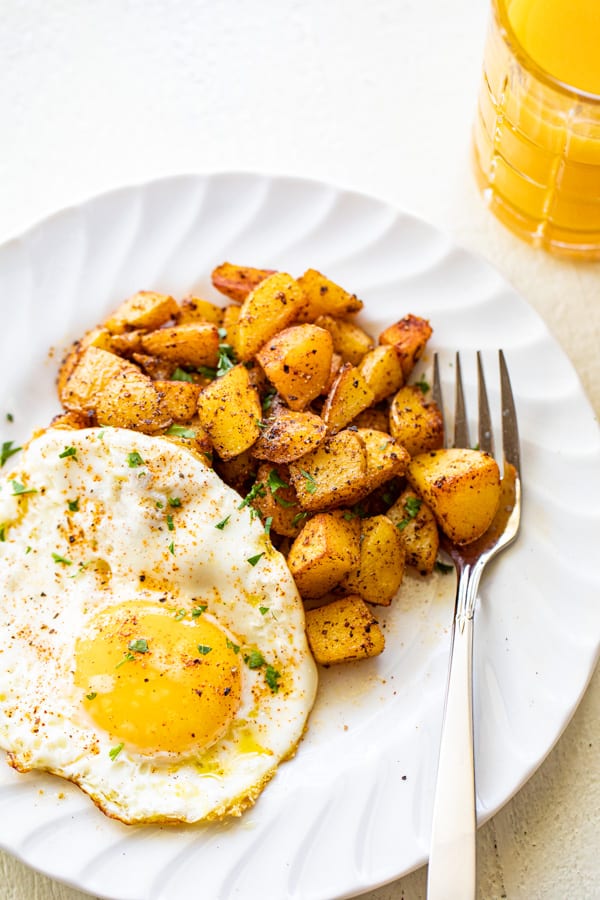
[{"xmin": 473, "ymin": 0, "xmax": 600, "ymax": 258}]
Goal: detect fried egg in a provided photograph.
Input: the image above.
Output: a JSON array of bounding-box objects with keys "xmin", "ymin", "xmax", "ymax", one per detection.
[{"xmin": 0, "ymin": 427, "xmax": 317, "ymax": 824}]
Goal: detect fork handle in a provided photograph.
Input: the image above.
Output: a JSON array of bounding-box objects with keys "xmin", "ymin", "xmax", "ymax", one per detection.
[{"xmin": 426, "ymin": 608, "xmax": 476, "ymax": 900}]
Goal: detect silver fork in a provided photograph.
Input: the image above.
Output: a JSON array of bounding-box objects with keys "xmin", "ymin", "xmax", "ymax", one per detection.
[{"xmin": 426, "ymin": 350, "xmax": 522, "ymax": 900}]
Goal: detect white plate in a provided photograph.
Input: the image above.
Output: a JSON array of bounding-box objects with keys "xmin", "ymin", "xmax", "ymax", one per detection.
[{"xmin": 0, "ymin": 173, "xmax": 599, "ymax": 900}]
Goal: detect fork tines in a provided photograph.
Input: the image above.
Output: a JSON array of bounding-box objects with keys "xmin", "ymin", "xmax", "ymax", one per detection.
[{"xmin": 432, "ymin": 350, "xmax": 521, "ymax": 475}]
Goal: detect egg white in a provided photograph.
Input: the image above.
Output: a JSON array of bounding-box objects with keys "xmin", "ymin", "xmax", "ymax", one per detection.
[{"xmin": 0, "ymin": 427, "xmax": 318, "ymax": 824}]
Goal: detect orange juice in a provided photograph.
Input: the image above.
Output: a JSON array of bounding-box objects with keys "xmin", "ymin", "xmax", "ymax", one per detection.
[{"xmin": 473, "ymin": 0, "xmax": 600, "ymax": 256}]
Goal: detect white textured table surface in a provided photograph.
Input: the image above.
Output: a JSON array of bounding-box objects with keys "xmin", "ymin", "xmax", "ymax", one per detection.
[{"xmin": 1, "ymin": 2, "xmax": 598, "ymax": 899}]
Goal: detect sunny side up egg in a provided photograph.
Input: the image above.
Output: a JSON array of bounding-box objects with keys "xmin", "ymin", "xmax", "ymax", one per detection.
[{"xmin": 0, "ymin": 427, "xmax": 318, "ymax": 824}]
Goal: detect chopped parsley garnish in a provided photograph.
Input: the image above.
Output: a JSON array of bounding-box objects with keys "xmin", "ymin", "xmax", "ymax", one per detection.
[
  {"xmin": 291, "ymin": 511, "xmax": 308, "ymax": 526},
  {"xmin": 264, "ymin": 516, "xmax": 273, "ymax": 536},
  {"xmin": 127, "ymin": 451, "xmax": 145, "ymax": 468},
  {"xmin": 1, "ymin": 441, "xmax": 21, "ymax": 467},
  {"xmin": 58, "ymin": 446, "xmax": 77, "ymax": 459},
  {"xmin": 0, "ymin": 528, "xmax": 5, "ymax": 542},
  {"xmin": 168, "ymin": 541, "xmax": 175, "ymax": 555},
  {"xmin": 299, "ymin": 470, "xmax": 317, "ymax": 494},
  {"xmin": 216, "ymin": 343, "xmax": 236, "ymax": 377},
  {"xmin": 256, "ymin": 418, "xmax": 267, "ymax": 429},
  {"xmin": 226, "ymin": 638, "xmax": 240, "ymax": 653},
  {"xmin": 6, "ymin": 413, "xmax": 13, "ymax": 423},
  {"xmin": 435, "ymin": 560, "xmax": 454, "ymax": 574},
  {"xmin": 166, "ymin": 514, "xmax": 175, "ymax": 531},
  {"xmin": 68, "ymin": 498, "xmax": 79, "ymax": 512},
  {"xmin": 166, "ymin": 425, "xmax": 196, "ymax": 439},
  {"xmin": 265, "ymin": 665, "xmax": 281, "ymax": 693},
  {"xmin": 86, "ymin": 692, "xmax": 97, "ymax": 701},
  {"xmin": 261, "ymin": 390, "xmax": 276, "ymax": 412},
  {"xmin": 266, "ymin": 469, "xmax": 296, "ymax": 507},
  {"xmin": 414, "ymin": 376, "xmax": 430, "ymax": 394},
  {"xmin": 11, "ymin": 480, "xmax": 37, "ymax": 496},
  {"xmin": 116, "ymin": 638, "xmax": 149, "ymax": 669},
  {"xmin": 109, "ymin": 743, "xmax": 124, "ymax": 761},
  {"xmin": 247, "ymin": 552, "xmax": 264, "ymax": 567},
  {"xmin": 244, "ymin": 649, "xmax": 265, "ymax": 669},
  {"xmin": 342, "ymin": 510, "xmax": 357, "ymax": 521},
  {"xmin": 215, "ymin": 515, "xmax": 231, "ymax": 530},
  {"xmin": 197, "ymin": 644, "xmax": 212, "ymax": 656},
  {"xmin": 238, "ymin": 481, "xmax": 266, "ymax": 510},
  {"xmin": 196, "ymin": 365, "xmax": 218, "ymax": 379},
  {"xmin": 116, "ymin": 652, "xmax": 136, "ymax": 668},
  {"xmin": 242, "ymin": 650, "xmax": 281, "ymax": 693},
  {"xmin": 172, "ymin": 367, "xmax": 195, "ymax": 382},
  {"xmin": 267, "ymin": 469, "xmax": 288, "ymax": 494},
  {"xmin": 396, "ymin": 496, "xmax": 422, "ymax": 530},
  {"xmin": 156, "ymin": 500, "xmax": 164, "ymax": 509},
  {"xmin": 191, "ymin": 605, "xmax": 207, "ymax": 618},
  {"xmin": 259, "ymin": 606, "xmax": 270, "ymax": 615},
  {"xmin": 52, "ymin": 552, "xmax": 72, "ymax": 565},
  {"xmin": 168, "ymin": 497, "xmax": 181, "ymax": 508},
  {"xmin": 25, "ymin": 545, "xmax": 31, "ymax": 554}
]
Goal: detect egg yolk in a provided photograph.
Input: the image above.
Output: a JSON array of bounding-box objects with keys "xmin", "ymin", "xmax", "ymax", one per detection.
[{"xmin": 74, "ymin": 602, "xmax": 243, "ymax": 756}]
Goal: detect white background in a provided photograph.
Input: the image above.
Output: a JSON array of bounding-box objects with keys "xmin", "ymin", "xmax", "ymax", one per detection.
[{"xmin": 0, "ymin": 1, "xmax": 598, "ymax": 898}]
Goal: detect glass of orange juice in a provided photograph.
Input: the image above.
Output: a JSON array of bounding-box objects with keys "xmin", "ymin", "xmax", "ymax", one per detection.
[{"xmin": 473, "ymin": 0, "xmax": 600, "ymax": 257}]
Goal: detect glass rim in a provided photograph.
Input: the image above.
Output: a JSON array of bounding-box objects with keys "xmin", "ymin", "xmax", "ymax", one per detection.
[{"xmin": 493, "ymin": 0, "xmax": 600, "ymax": 105}]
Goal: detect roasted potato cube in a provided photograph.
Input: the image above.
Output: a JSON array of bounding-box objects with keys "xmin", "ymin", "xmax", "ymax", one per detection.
[
  {"xmin": 389, "ymin": 385, "xmax": 444, "ymax": 456},
  {"xmin": 350, "ymin": 407, "xmax": 390, "ymax": 432},
  {"xmin": 339, "ymin": 515, "xmax": 405, "ymax": 606},
  {"xmin": 288, "ymin": 429, "xmax": 367, "ymax": 511},
  {"xmin": 321, "ymin": 352, "xmax": 343, "ymax": 396},
  {"xmin": 256, "ymin": 324, "xmax": 333, "ymax": 410},
  {"xmin": 314, "ymin": 315, "xmax": 374, "ymax": 365},
  {"xmin": 215, "ymin": 449, "xmax": 258, "ymax": 493},
  {"xmin": 233, "ymin": 273, "xmax": 307, "ymax": 362},
  {"xmin": 50, "ymin": 410, "xmax": 92, "ymax": 430},
  {"xmin": 140, "ymin": 323, "xmax": 220, "ymax": 369},
  {"xmin": 57, "ymin": 327, "xmax": 115, "ymax": 400},
  {"xmin": 321, "ymin": 362, "xmax": 375, "ymax": 434},
  {"xmin": 253, "ymin": 407, "xmax": 327, "ymax": 463},
  {"xmin": 132, "ymin": 353, "xmax": 183, "ymax": 381},
  {"xmin": 211, "ymin": 263, "xmax": 276, "ymax": 303},
  {"xmin": 221, "ymin": 304, "xmax": 241, "ymax": 343},
  {"xmin": 358, "ymin": 345, "xmax": 405, "ymax": 403},
  {"xmin": 387, "ymin": 488, "xmax": 440, "ymax": 574},
  {"xmin": 154, "ymin": 380, "xmax": 201, "ymax": 422},
  {"xmin": 60, "ymin": 346, "xmax": 141, "ymax": 415},
  {"xmin": 357, "ymin": 428, "xmax": 411, "ymax": 491},
  {"xmin": 379, "ymin": 314, "xmax": 432, "ymax": 379},
  {"xmin": 177, "ymin": 296, "xmax": 224, "ymax": 326},
  {"xmin": 297, "ymin": 269, "xmax": 363, "ymax": 320},
  {"xmin": 196, "ymin": 363, "xmax": 262, "ymax": 460},
  {"xmin": 250, "ymin": 463, "xmax": 303, "ymax": 537},
  {"xmin": 287, "ymin": 511, "xmax": 361, "ymax": 599},
  {"xmin": 305, "ymin": 595, "xmax": 385, "ymax": 665},
  {"xmin": 109, "ymin": 330, "xmax": 146, "ymax": 357},
  {"xmin": 104, "ymin": 291, "xmax": 179, "ymax": 334},
  {"xmin": 95, "ymin": 371, "xmax": 171, "ymax": 433},
  {"xmin": 407, "ymin": 448, "xmax": 501, "ymax": 545}
]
